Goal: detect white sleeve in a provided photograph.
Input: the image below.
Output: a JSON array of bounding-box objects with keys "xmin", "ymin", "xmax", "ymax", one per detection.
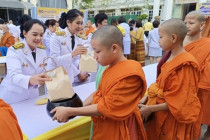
[
  {"xmin": 50, "ymin": 34, "xmax": 72, "ymax": 68},
  {"xmin": 6, "ymin": 47, "xmax": 31, "ymax": 90}
]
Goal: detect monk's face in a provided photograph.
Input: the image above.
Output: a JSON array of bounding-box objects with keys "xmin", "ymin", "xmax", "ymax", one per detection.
[
  {"xmin": 184, "ymin": 14, "xmax": 204, "ymax": 36},
  {"xmin": 158, "ymin": 26, "xmax": 173, "ymax": 51},
  {"xmin": 91, "ymin": 39, "xmax": 116, "ymax": 66}
]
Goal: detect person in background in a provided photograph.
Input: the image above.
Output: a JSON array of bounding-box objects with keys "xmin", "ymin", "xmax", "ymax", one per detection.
[
  {"xmin": 7, "ymin": 20, "xmax": 20, "ymax": 42},
  {"xmin": 0, "ymin": 24, "xmax": 15, "ymax": 47},
  {"xmin": 110, "ymin": 18, "xmax": 125, "ymax": 37},
  {"xmin": 85, "ymin": 20, "xmax": 95, "ymax": 36},
  {"xmin": 148, "ymin": 20, "xmax": 162, "ymax": 64},
  {"xmin": 17, "ymin": 14, "xmax": 32, "ymax": 42},
  {"xmin": 143, "ymin": 18, "xmax": 153, "ymax": 37},
  {"xmin": 0, "ymin": 19, "xmax": 51, "ymax": 104},
  {"xmin": 118, "ymin": 16, "xmax": 131, "ymax": 57},
  {"xmin": 43, "ymin": 19, "xmax": 57, "ymax": 56},
  {"xmin": 128, "ymin": 19, "xmax": 136, "ymax": 60},
  {"xmin": 131, "ymin": 20, "xmax": 145, "ymax": 66}
]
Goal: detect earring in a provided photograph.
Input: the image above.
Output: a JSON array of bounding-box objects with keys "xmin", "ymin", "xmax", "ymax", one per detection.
[{"xmin": 200, "ymin": 28, "xmax": 203, "ymax": 32}]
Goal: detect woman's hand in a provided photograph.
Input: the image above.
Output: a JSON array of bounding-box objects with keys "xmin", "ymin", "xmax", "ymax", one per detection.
[
  {"xmin": 51, "ymin": 107, "xmax": 73, "ymax": 123},
  {"xmin": 78, "ymin": 73, "xmax": 89, "ymax": 82},
  {"xmin": 72, "ymin": 45, "xmax": 87, "ymax": 58},
  {"xmin": 29, "ymin": 73, "xmax": 52, "ymax": 86},
  {"xmin": 139, "ymin": 104, "xmax": 152, "ymax": 122}
]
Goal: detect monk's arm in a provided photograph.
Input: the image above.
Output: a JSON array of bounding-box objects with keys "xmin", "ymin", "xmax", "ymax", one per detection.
[
  {"xmin": 51, "ymin": 104, "xmax": 101, "ymax": 121},
  {"xmin": 148, "ymin": 102, "xmax": 169, "ymax": 112},
  {"xmin": 69, "ymin": 104, "xmax": 101, "ymax": 116},
  {"xmin": 83, "ymin": 92, "xmax": 95, "ymax": 106}
]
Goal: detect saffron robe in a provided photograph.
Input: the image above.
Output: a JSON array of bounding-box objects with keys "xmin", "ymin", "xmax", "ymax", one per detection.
[
  {"xmin": 185, "ymin": 38, "xmax": 210, "ymax": 138},
  {"xmin": 92, "ymin": 60, "xmax": 147, "ymax": 140},
  {"xmin": 146, "ymin": 52, "xmax": 201, "ymax": 140},
  {"xmin": 0, "ymin": 99, "xmax": 23, "ymax": 140}
]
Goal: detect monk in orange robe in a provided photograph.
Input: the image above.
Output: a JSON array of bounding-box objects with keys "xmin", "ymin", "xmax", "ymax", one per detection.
[
  {"xmin": 0, "ymin": 25, "xmax": 15, "ymax": 47},
  {"xmin": 86, "ymin": 20, "xmax": 95, "ymax": 36},
  {"xmin": 51, "ymin": 25, "xmax": 147, "ymax": 140},
  {"xmin": 139, "ymin": 18, "xmax": 201, "ymax": 140},
  {"xmin": 184, "ymin": 11, "xmax": 210, "ymax": 139},
  {"xmin": 0, "ymin": 99, "xmax": 23, "ymax": 140},
  {"xmin": 202, "ymin": 16, "xmax": 210, "ymax": 38}
]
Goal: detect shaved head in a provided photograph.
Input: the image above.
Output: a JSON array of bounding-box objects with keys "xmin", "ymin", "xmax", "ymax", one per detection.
[
  {"xmin": 160, "ymin": 18, "xmax": 187, "ymax": 41},
  {"xmin": 186, "ymin": 11, "xmax": 205, "ymax": 22},
  {"xmin": 92, "ymin": 25, "xmax": 123, "ymax": 49}
]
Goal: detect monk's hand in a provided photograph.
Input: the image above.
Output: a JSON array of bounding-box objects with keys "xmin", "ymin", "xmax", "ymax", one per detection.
[
  {"xmin": 51, "ymin": 107, "xmax": 71, "ymax": 123},
  {"xmin": 139, "ymin": 104, "xmax": 152, "ymax": 122}
]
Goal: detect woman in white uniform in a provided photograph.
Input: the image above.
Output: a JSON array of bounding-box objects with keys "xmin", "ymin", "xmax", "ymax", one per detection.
[
  {"xmin": 43, "ymin": 19, "xmax": 57, "ymax": 56},
  {"xmin": 0, "ymin": 19, "xmax": 51, "ymax": 104},
  {"xmin": 49, "ymin": 9, "xmax": 89, "ymax": 86}
]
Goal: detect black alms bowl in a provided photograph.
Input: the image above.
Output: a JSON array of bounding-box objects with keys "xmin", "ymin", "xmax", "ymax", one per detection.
[{"xmin": 46, "ymin": 93, "xmax": 83, "ymax": 119}]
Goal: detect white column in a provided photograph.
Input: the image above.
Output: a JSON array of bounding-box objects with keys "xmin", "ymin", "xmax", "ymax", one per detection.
[
  {"xmin": 199, "ymin": 0, "xmax": 207, "ymax": 3},
  {"xmin": 162, "ymin": 0, "xmax": 173, "ymax": 21},
  {"xmin": 66, "ymin": 0, "xmax": 72, "ymax": 9},
  {"xmin": 152, "ymin": 0, "xmax": 160, "ymax": 20},
  {"xmin": 94, "ymin": 10, "xmax": 98, "ymax": 16},
  {"xmin": 115, "ymin": 9, "xmax": 121, "ymax": 16}
]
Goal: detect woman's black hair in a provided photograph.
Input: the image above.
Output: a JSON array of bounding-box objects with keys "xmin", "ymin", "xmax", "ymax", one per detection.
[
  {"xmin": 153, "ymin": 20, "xmax": 160, "ymax": 28},
  {"xmin": 59, "ymin": 9, "xmax": 83, "ymax": 29},
  {"xmin": 45, "ymin": 19, "xmax": 57, "ymax": 28},
  {"xmin": 20, "ymin": 19, "xmax": 45, "ymax": 39},
  {"xmin": 110, "ymin": 18, "xmax": 117, "ymax": 26},
  {"xmin": 19, "ymin": 14, "xmax": 32, "ymax": 39},
  {"xmin": 136, "ymin": 20, "xmax": 142, "ymax": 28},
  {"xmin": 118, "ymin": 16, "xmax": 126, "ymax": 24},
  {"xmin": 94, "ymin": 13, "xmax": 108, "ymax": 27}
]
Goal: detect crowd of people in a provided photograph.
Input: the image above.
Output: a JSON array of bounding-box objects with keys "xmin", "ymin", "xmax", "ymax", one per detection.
[{"xmin": 0, "ymin": 8, "xmax": 210, "ymax": 140}]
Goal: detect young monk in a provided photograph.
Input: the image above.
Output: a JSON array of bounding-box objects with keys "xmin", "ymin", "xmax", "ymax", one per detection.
[
  {"xmin": 139, "ymin": 18, "xmax": 201, "ymax": 140},
  {"xmin": 51, "ymin": 25, "xmax": 147, "ymax": 140},
  {"xmin": 0, "ymin": 99, "xmax": 23, "ymax": 140},
  {"xmin": 184, "ymin": 11, "xmax": 210, "ymax": 139}
]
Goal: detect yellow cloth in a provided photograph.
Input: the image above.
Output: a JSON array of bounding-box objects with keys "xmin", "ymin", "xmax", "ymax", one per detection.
[
  {"xmin": 23, "ymin": 133, "xmax": 28, "ymax": 140},
  {"xmin": 136, "ymin": 27, "xmax": 144, "ymax": 41},
  {"xmin": 35, "ymin": 97, "xmax": 48, "ymax": 105},
  {"xmin": 32, "ymin": 117, "xmax": 91, "ymax": 140},
  {"xmin": 130, "ymin": 30, "xmax": 136, "ymax": 44},
  {"xmin": 117, "ymin": 25, "xmax": 125, "ymax": 35},
  {"xmin": 143, "ymin": 22, "xmax": 153, "ymax": 31}
]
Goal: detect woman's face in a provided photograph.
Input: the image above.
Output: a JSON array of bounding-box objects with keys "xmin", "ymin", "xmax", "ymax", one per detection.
[
  {"xmin": 49, "ymin": 24, "xmax": 57, "ymax": 33},
  {"xmin": 67, "ymin": 15, "xmax": 83, "ymax": 35},
  {"xmin": 24, "ymin": 23, "xmax": 44, "ymax": 50}
]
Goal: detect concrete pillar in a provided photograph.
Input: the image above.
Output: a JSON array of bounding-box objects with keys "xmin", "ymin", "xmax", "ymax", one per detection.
[
  {"xmin": 162, "ymin": 0, "xmax": 173, "ymax": 21},
  {"xmin": 115, "ymin": 9, "xmax": 121, "ymax": 16},
  {"xmin": 94, "ymin": 10, "xmax": 98, "ymax": 16},
  {"xmin": 66, "ymin": 0, "xmax": 72, "ymax": 9},
  {"xmin": 199, "ymin": 0, "xmax": 207, "ymax": 3},
  {"xmin": 152, "ymin": 0, "xmax": 160, "ymax": 20}
]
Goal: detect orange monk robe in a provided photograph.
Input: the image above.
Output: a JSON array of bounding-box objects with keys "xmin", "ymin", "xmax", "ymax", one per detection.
[
  {"xmin": 146, "ymin": 52, "xmax": 201, "ymax": 140},
  {"xmin": 202, "ymin": 17, "xmax": 210, "ymax": 38},
  {"xmin": 92, "ymin": 60, "xmax": 147, "ymax": 140},
  {"xmin": 185, "ymin": 38, "xmax": 210, "ymax": 127},
  {"xmin": 0, "ymin": 99, "xmax": 23, "ymax": 140},
  {"xmin": 86, "ymin": 26, "xmax": 95, "ymax": 36},
  {"xmin": 0, "ymin": 32, "xmax": 15, "ymax": 47}
]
